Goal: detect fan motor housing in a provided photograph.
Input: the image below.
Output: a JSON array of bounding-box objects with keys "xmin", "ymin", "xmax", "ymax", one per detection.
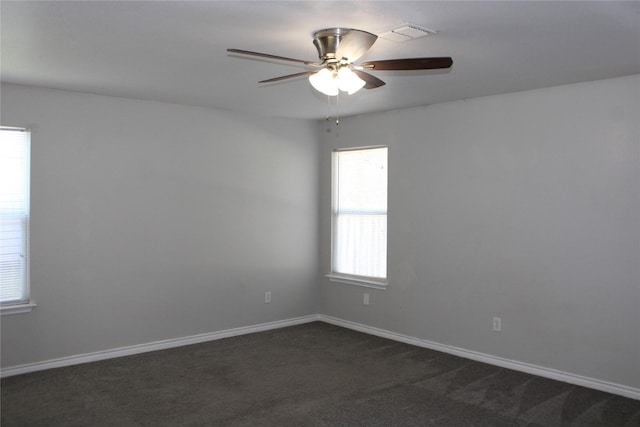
[
  {"xmin": 312, "ymin": 28, "xmax": 347, "ymax": 60},
  {"xmin": 312, "ymin": 27, "xmax": 376, "ymax": 62}
]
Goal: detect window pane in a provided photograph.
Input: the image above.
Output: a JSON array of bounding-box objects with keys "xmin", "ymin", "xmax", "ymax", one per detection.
[
  {"xmin": 0, "ymin": 128, "xmax": 30, "ymax": 304},
  {"xmin": 335, "ymin": 213, "xmax": 387, "ymax": 278},
  {"xmin": 0, "ymin": 216, "xmax": 27, "ymax": 302},
  {"xmin": 336, "ymin": 148, "xmax": 387, "ymax": 212}
]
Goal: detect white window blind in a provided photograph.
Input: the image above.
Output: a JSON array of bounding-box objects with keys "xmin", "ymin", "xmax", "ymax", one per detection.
[
  {"xmin": 0, "ymin": 127, "xmax": 30, "ymax": 305},
  {"xmin": 332, "ymin": 147, "xmax": 387, "ymax": 280}
]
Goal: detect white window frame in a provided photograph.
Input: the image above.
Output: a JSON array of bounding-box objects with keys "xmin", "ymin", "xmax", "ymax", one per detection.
[
  {"xmin": 1, "ymin": 127, "xmax": 35, "ymax": 315},
  {"xmin": 327, "ymin": 146, "xmax": 388, "ymax": 290}
]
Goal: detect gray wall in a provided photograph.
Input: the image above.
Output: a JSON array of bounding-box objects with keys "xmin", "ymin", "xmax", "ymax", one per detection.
[
  {"xmin": 1, "ymin": 84, "xmax": 320, "ymax": 367},
  {"xmin": 319, "ymin": 75, "xmax": 640, "ymax": 389},
  {"xmin": 2, "ymin": 76, "xmax": 638, "ymax": 391}
]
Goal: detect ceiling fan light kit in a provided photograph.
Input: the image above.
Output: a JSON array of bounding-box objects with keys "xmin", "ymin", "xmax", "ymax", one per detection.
[
  {"xmin": 309, "ymin": 68, "xmax": 339, "ymax": 96},
  {"xmin": 337, "ymin": 67, "xmax": 366, "ymax": 94},
  {"xmin": 309, "ymin": 66, "xmax": 366, "ymax": 96},
  {"xmin": 228, "ymin": 26, "xmax": 452, "ymax": 99}
]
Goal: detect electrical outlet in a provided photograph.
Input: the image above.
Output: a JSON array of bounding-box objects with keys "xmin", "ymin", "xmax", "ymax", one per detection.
[
  {"xmin": 265, "ymin": 291, "xmax": 271, "ymax": 304},
  {"xmin": 363, "ymin": 293, "xmax": 370, "ymax": 305},
  {"xmin": 493, "ymin": 317, "xmax": 502, "ymax": 332}
]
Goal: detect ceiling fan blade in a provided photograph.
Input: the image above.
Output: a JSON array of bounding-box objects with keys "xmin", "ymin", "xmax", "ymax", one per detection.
[
  {"xmin": 353, "ymin": 70, "xmax": 386, "ymax": 89},
  {"xmin": 361, "ymin": 57, "xmax": 453, "ymax": 71},
  {"xmin": 227, "ymin": 49, "xmax": 322, "ymax": 66},
  {"xmin": 259, "ymin": 70, "xmax": 318, "ymax": 83},
  {"xmin": 335, "ymin": 29, "xmax": 378, "ymax": 62}
]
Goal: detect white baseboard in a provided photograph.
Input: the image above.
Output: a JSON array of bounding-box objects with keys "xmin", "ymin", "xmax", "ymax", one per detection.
[
  {"xmin": 0, "ymin": 314, "xmax": 320, "ymax": 378},
  {"xmin": 2, "ymin": 313, "xmax": 638, "ymax": 401},
  {"xmin": 318, "ymin": 315, "xmax": 640, "ymax": 401}
]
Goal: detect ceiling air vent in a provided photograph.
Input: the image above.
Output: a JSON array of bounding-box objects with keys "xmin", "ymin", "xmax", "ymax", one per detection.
[{"xmin": 379, "ymin": 24, "xmax": 437, "ymax": 42}]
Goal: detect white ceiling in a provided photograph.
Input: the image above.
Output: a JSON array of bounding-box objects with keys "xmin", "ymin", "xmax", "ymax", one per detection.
[{"xmin": 2, "ymin": 1, "xmax": 639, "ymax": 120}]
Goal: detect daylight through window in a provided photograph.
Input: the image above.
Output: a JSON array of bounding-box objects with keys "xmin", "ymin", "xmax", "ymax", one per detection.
[
  {"xmin": 0, "ymin": 127, "xmax": 31, "ymax": 306},
  {"xmin": 332, "ymin": 146, "xmax": 387, "ymax": 282}
]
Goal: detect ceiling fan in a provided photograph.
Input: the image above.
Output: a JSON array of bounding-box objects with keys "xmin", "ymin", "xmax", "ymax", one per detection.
[{"xmin": 228, "ymin": 27, "xmax": 453, "ymax": 97}]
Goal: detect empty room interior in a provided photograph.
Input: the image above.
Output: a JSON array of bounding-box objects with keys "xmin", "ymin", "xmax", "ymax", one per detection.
[{"xmin": 1, "ymin": 1, "xmax": 639, "ymax": 425}]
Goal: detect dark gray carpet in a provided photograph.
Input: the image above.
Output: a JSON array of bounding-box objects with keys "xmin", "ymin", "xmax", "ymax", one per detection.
[{"xmin": 2, "ymin": 322, "xmax": 639, "ymax": 426}]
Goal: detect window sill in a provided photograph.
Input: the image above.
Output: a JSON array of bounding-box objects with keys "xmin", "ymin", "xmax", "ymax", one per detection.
[
  {"xmin": 1, "ymin": 301, "xmax": 37, "ymax": 316},
  {"xmin": 326, "ymin": 274, "xmax": 388, "ymax": 290}
]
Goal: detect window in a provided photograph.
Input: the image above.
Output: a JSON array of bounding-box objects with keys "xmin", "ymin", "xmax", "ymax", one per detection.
[
  {"xmin": 329, "ymin": 146, "xmax": 387, "ymax": 288},
  {"xmin": 1, "ymin": 127, "xmax": 32, "ymax": 313}
]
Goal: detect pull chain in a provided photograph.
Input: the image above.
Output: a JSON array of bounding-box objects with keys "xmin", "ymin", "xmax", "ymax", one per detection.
[
  {"xmin": 324, "ymin": 93, "xmax": 340, "ymax": 126},
  {"xmin": 326, "ymin": 94, "xmax": 331, "ymax": 122}
]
